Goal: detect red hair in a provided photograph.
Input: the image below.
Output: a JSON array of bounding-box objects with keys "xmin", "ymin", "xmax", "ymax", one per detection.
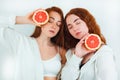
[{"xmin": 64, "ymin": 8, "xmax": 106, "ymax": 50}]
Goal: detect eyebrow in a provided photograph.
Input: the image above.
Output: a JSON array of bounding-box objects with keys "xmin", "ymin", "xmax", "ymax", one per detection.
[
  {"xmin": 49, "ymin": 17, "xmax": 62, "ymax": 22},
  {"xmin": 67, "ymin": 18, "xmax": 80, "ymax": 26},
  {"xmin": 49, "ymin": 17, "xmax": 55, "ymax": 20},
  {"xmin": 73, "ymin": 18, "xmax": 80, "ymax": 23}
]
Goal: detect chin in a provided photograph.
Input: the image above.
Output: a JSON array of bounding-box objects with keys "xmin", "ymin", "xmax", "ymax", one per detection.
[{"xmin": 49, "ymin": 35, "xmax": 56, "ymax": 38}]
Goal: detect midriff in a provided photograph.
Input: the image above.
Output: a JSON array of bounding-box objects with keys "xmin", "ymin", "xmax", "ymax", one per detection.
[{"xmin": 44, "ymin": 77, "xmax": 57, "ymax": 80}]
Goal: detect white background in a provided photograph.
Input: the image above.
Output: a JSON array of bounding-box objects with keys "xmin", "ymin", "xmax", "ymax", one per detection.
[{"xmin": 0, "ymin": 0, "xmax": 120, "ymax": 79}]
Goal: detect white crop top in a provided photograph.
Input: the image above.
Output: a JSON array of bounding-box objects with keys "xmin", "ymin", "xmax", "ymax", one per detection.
[{"xmin": 42, "ymin": 54, "xmax": 61, "ymax": 77}]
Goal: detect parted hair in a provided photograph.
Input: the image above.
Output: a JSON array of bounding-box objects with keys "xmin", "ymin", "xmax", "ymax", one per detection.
[
  {"xmin": 64, "ymin": 8, "xmax": 106, "ymax": 50},
  {"xmin": 31, "ymin": 6, "xmax": 65, "ymax": 47}
]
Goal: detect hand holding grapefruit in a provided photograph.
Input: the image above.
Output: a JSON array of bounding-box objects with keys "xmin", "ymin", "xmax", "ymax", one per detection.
[
  {"xmin": 85, "ymin": 34, "xmax": 101, "ymax": 50},
  {"xmin": 32, "ymin": 9, "xmax": 49, "ymax": 26}
]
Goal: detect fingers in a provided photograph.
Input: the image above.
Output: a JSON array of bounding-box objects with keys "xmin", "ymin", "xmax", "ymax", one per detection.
[
  {"xmin": 77, "ymin": 33, "xmax": 89, "ymax": 46},
  {"xmin": 33, "ymin": 8, "xmax": 46, "ymax": 13},
  {"xmin": 36, "ymin": 24, "xmax": 42, "ymax": 27},
  {"xmin": 81, "ymin": 33, "xmax": 89, "ymax": 42},
  {"xmin": 75, "ymin": 33, "xmax": 97, "ymax": 57}
]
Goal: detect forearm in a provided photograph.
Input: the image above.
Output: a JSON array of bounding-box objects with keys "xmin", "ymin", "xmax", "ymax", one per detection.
[
  {"xmin": 16, "ymin": 16, "xmax": 34, "ymax": 24},
  {"xmin": 61, "ymin": 54, "xmax": 82, "ymax": 80},
  {"xmin": 0, "ymin": 15, "xmax": 24, "ymax": 49},
  {"xmin": 96, "ymin": 48, "xmax": 118, "ymax": 80},
  {"xmin": 61, "ymin": 64, "xmax": 80, "ymax": 80}
]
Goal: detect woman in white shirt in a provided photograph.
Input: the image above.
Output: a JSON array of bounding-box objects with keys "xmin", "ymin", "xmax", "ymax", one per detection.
[
  {"xmin": 0, "ymin": 6, "xmax": 65, "ymax": 80},
  {"xmin": 61, "ymin": 8, "xmax": 118, "ymax": 80}
]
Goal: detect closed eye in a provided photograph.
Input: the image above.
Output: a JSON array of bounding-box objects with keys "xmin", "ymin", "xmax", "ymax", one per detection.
[
  {"xmin": 75, "ymin": 21, "xmax": 81, "ymax": 25},
  {"xmin": 67, "ymin": 24, "xmax": 73, "ymax": 29},
  {"xmin": 56, "ymin": 21, "xmax": 62, "ymax": 27},
  {"xmin": 48, "ymin": 17, "xmax": 54, "ymax": 23}
]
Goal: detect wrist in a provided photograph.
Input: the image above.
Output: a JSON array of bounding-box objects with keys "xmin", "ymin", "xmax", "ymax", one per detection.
[
  {"xmin": 16, "ymin": 16, "xmax": 33, "ymax": 24},
  {"xmin": 16, "ymin": 16, "xmax": 25, "ymax": 24},
  {"xmin": 74, "ymin": 51, "xmax": 83, "ymax": 58}
]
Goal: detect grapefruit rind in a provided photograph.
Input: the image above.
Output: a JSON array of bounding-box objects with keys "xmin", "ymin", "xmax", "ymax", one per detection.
[
  {"xmin": 32, "ymin": 9, "xmax": 49, "ymax": 25},
  {"xmin": 85, "ymin": 34, "xmax": 101, "ymax": 50}
]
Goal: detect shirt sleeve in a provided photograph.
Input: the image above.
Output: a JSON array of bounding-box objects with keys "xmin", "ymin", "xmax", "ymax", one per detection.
[
  {"xmin": 61, "ymin": 50, "xmax": 83, "ymax": 80},
  {"xmin": 95, "ymin": 47, "xmax": 118, "ymax": 80},
  {"xmin": 0, "ymin": 15, "xmax": 22, "ymax": 52},
  {"xmin": 0, "ymin": 15, "xmax": 16, "ymax": 26}
]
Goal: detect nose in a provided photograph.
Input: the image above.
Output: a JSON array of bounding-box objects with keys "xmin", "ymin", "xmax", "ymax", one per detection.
[
  {"xmin": 73, "ymin": 25, "xmax": 77, "ymax": 31},
  {"xmin": 51, "ymin": 22, "xmax": 56, "ymax": 29}
]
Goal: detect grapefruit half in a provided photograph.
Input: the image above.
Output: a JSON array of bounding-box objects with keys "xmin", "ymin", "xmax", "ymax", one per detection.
[
  {"xmin": 32, "ymin": 9, "xmax": 49, "ymax": 25},
  {"xmin": 85, "ymin": 34, "xmax": 101, "ymax": 50}
]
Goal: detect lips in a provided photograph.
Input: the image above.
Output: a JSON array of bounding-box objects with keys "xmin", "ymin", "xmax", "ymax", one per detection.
[
  {"xmin": 76, "ymin": 32, "xmax": 81, "ymax": 36},
  {"xmin": 49, "ymin": 30, "xmax": 55, "ymax": 33}
]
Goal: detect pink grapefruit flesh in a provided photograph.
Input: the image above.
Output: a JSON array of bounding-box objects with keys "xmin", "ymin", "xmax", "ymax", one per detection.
[
  {"xmin": 85, "ymin": 34, "xmax": 101, "ymax": 50},
  {"xmin": 32, "ymin": 9, "xmax": 49, "ymax": 25}
]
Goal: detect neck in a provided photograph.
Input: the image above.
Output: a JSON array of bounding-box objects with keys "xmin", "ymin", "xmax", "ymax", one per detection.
[{"xmin": 36, "ymin": 35, "xmax": 54, "ymax": 46}]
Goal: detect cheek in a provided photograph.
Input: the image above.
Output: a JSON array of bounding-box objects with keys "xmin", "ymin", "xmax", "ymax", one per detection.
[
  {"xmin": 57, "ymin": 27, "xmax": 60, "ymax": 31},
  {"xmin": 83, "ymin": 24, "xmax": 89, "ymax": 31},
  {"xmin": 54, "ymin": 28, "xmax": 60, "ymax": 34},
  {"xmin": 85, "ymin": 26, "xmax": 89, "ymax": 32},
  {"xmin": 69, "ymin": 30, "xmax": 74, "ymax": 35},
  {"xmin": 41, "ymin": 27, "xmax": 44, "ymax": 31}
]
